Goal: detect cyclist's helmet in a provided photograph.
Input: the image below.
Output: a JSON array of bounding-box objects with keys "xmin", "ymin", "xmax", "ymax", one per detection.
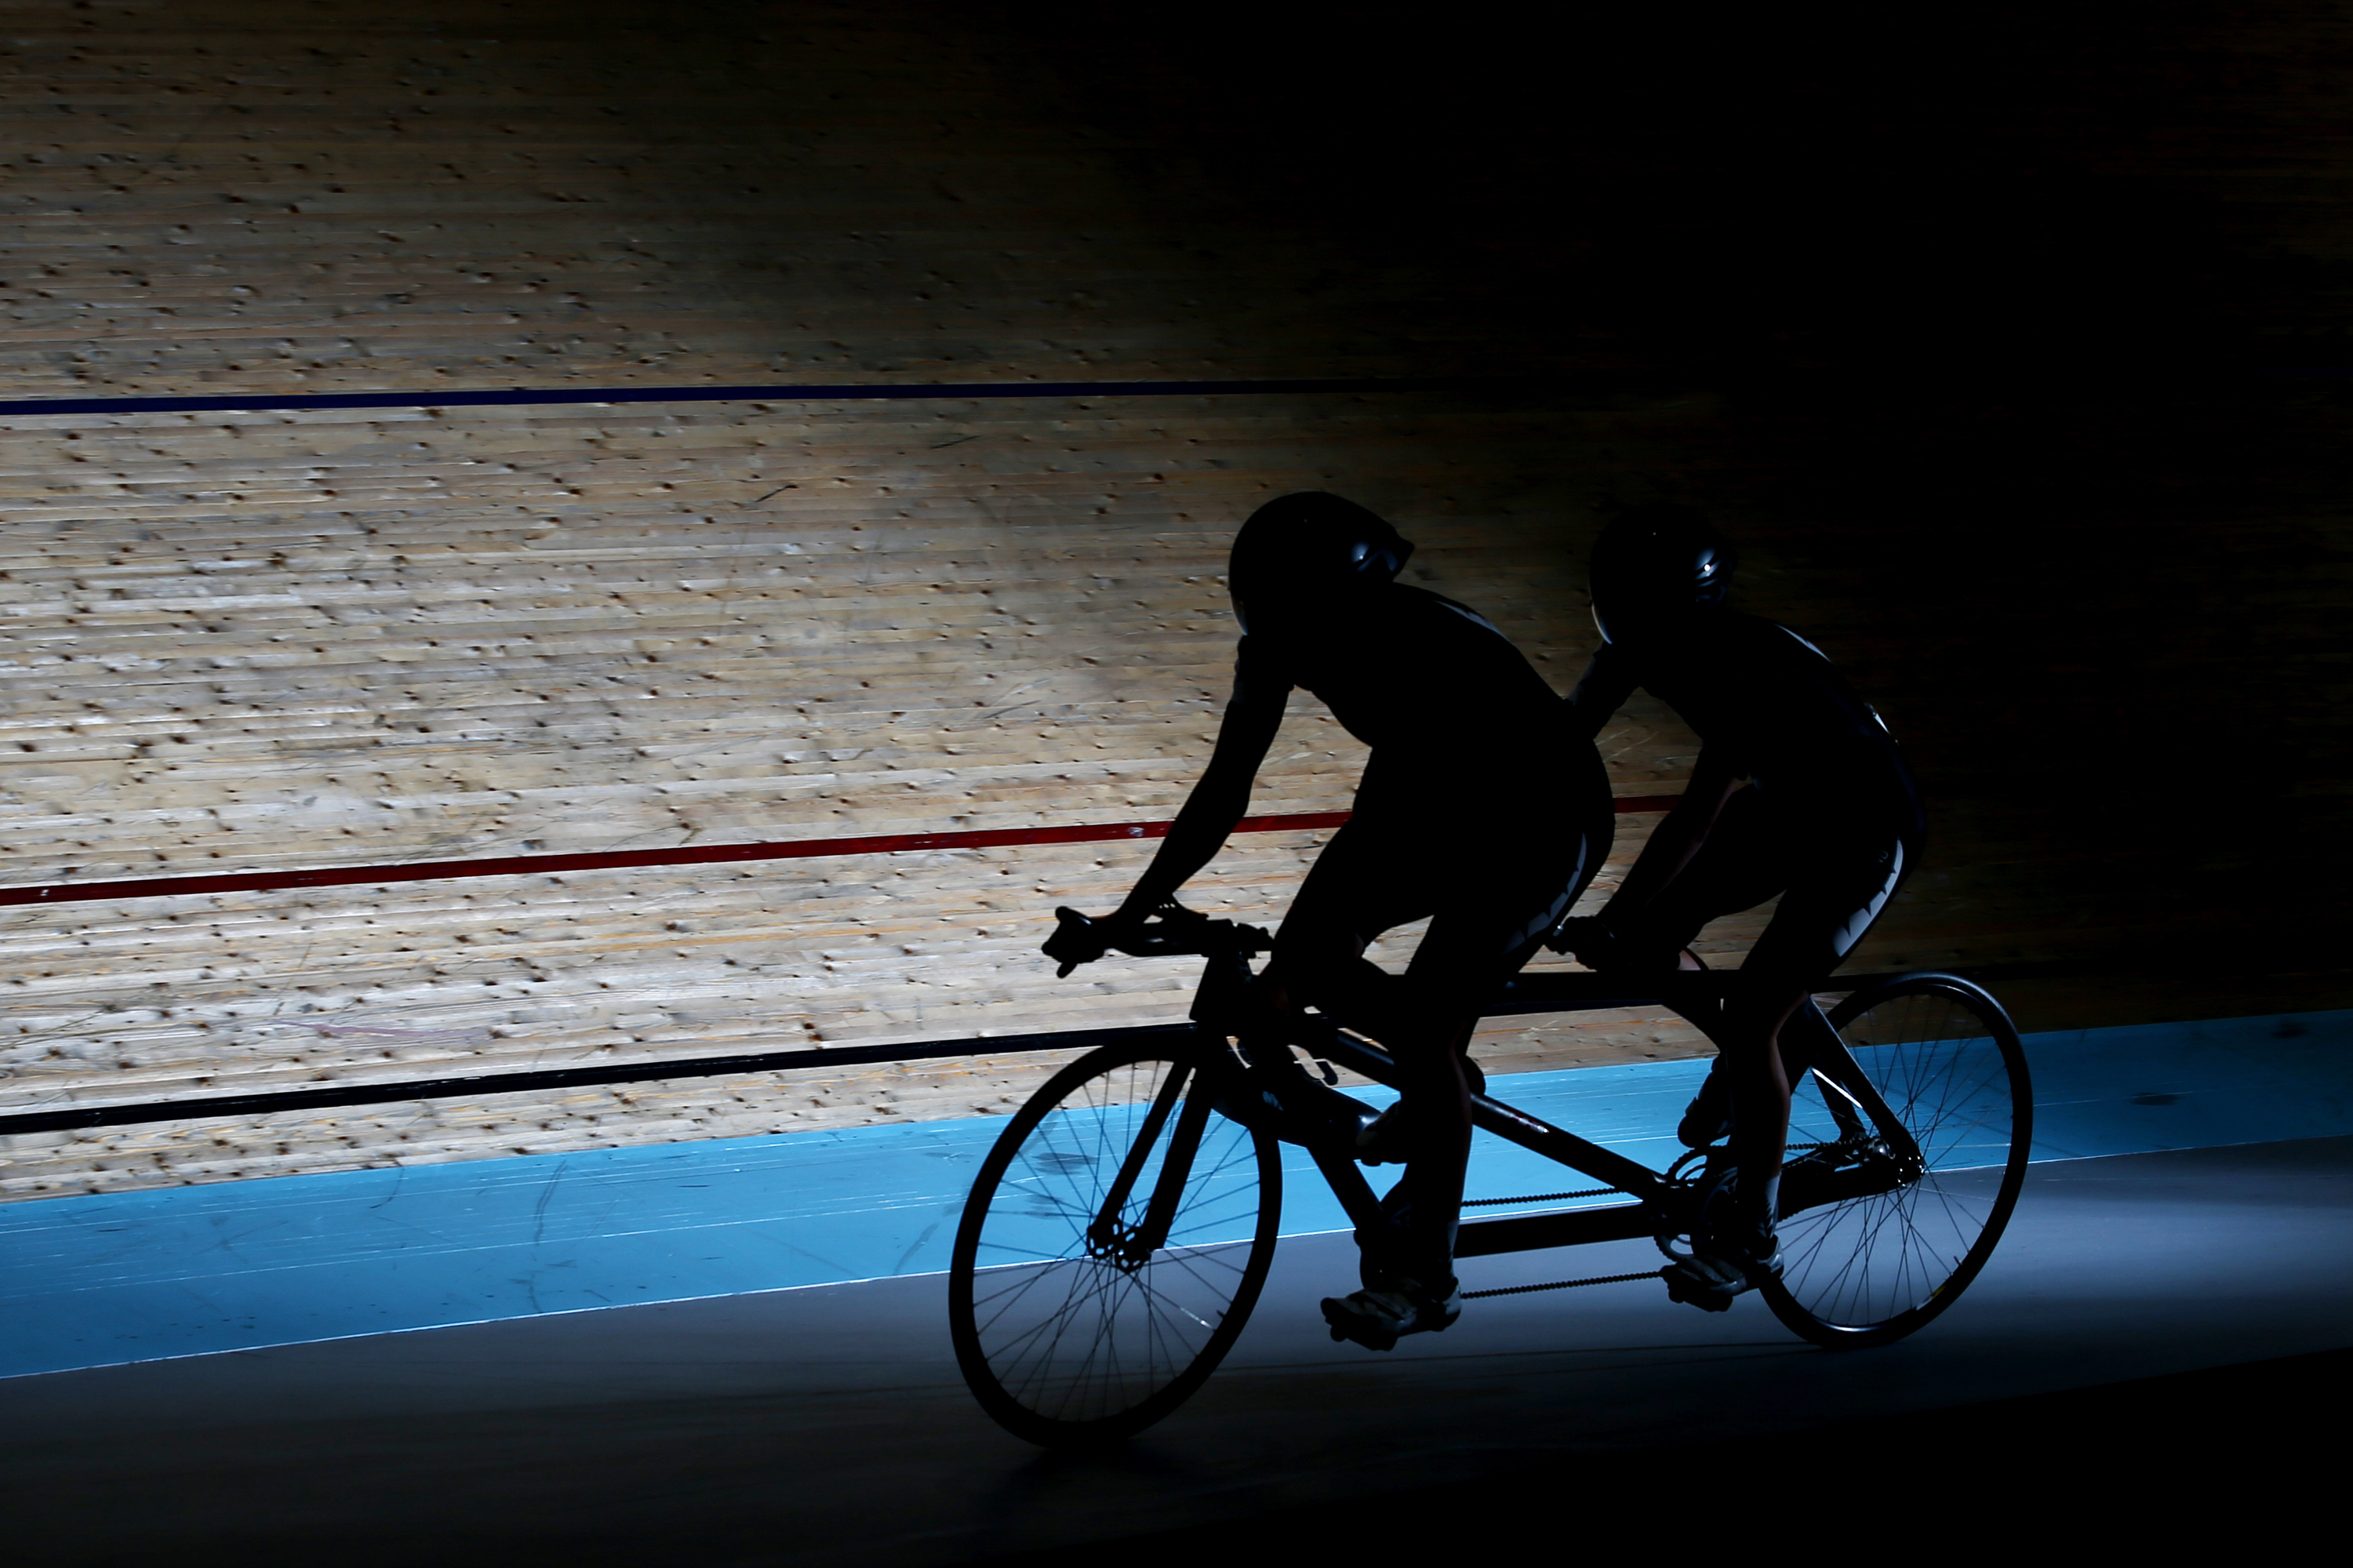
[
  {"xmin": 1588, "ymin": 505, "xmax": 1737, "ymax": 646},
  {"xmin": 1227, "ymin": 492, "xmax": 1413, "ymax": 638}
]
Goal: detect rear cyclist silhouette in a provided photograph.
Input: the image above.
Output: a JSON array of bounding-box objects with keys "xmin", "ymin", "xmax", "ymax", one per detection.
[
  {"xmin": 1075, "ymin": 492, "xmax": 1613, "ymax": 1349},
  {"xmin": 1554, "ymin": 507, "xmax": 1924, "ymax": 1309}
]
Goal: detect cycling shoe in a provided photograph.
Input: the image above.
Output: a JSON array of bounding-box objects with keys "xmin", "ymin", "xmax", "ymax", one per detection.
[
  {"xmin": 1660, "ymin": 1166, "xmax": 1781, "ymax": 1312},
  {"xmin": 1677, "ymin": 1058, "xmax": 1732, "ymax": 1148},
  {"xmin": 1321, "ymin": 1275, "xmax": 1463, "ymax": 1352}
]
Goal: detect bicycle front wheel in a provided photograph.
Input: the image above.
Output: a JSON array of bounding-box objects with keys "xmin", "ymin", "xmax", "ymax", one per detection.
[
  {"xmin": 948, "ymin": 1039, "xmax": 1280, "ymax": 1446},
  {"xmin": 1763, "ymin": 973, "xmax": 2032, "ymax": 1348}
]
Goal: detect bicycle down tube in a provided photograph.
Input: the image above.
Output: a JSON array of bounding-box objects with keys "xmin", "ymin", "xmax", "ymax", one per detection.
[{"xmin": 1304, "ymin": 1011, "xmax": 1669, "ymax": 1205}]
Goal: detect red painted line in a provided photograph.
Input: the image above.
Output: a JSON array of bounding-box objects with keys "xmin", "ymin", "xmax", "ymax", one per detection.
[{"xmin": 0, "ymin": 796, "xmax": 1679, "ymax": 909}]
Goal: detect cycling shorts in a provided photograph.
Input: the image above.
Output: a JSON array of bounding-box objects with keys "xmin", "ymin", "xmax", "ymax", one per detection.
[
  {"xmin": 1623, "ymin": 783, "xmax": 1923, "ymax": 992},
  {"xmin": 1269, "ymin": 802, "xmax": 1599, "ymax": 1048}
]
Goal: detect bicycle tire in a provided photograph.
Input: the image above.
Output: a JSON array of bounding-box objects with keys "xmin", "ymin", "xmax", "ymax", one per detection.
[
  {"xmin": 1761, "ymin": 972, "xmax": 2032, "ymax": 1349},
  {"xmin": 948, "ymin": 1038, "xmax": 1280, "ymax": 1446}
]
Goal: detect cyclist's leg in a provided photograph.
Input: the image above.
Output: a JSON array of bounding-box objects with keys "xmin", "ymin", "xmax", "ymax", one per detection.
[
  {"xmin": 1358, "ymin": 812, "xmax": 1594, "ymax": 1267},
  {"xmin": 1606, "ymin": 787, "xmax": 1795, "ymax": 1144},
  {"xmin": 1607, "ymin": 786, "xmax": 1792, "ymax": 970},
  {"xmin": 1318, "ymin": 868, "xmax": 1585, "ymax": 1350},
  {"xmin": 1671, "ymin": 814, "xmax": 1922, "ymax": 1301},
  {"xmin": 1729, "ymin": 818, "xmax": 1922, "ymax": 1184},
  {"xmin": 1285, "ymin": 813, "xmax": 1595, "ymax": 1348},
  {"xmin": 1259, "ymin": 817, "xmax": 1438, "ymax": 1019},
  {"xmin": 1262, "ymin": 817, "xmax": 1443, "ymax": 1195},
  {"xmin": 1275, "ymin": 739, "xmax": 1611, "ymax": 1056},
  {"xmin": 1264, "ymin": 824, "xmax": 1463, "ymax": 1344},
  {"xmin": 1381, "ymin": 875, "xmax": 1581, "ymax": 1279},
  {"xmin": 1282, "ymin": 776, "xmax": 1604, "ymax": 1348}
]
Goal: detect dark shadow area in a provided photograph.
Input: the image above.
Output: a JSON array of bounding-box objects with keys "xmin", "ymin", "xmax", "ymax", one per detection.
[
  {"xmin": 997, "ymin": 0, "xmax": 2353, "ymax": 1010},
  {"xmin": 5, "ymin": 1137, "xmax": 2347, "ymax": 1566},
  {"xmin": 984, "ymin": 1343, "xmax": 2351, "ymax": 1563},
  {"xmin": 1016, "ymin": 0, "xmax": 2353, "ymax": 377}
]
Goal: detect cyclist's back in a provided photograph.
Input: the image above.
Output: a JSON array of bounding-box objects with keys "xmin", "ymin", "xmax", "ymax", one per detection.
[
  {"xmin": 1247, "ymin": 580, "xmax": 1597, "ymax": 829},
  {"xmin": 1571, "ymin": 606, "xmax": 1919, "ymax": 838}
]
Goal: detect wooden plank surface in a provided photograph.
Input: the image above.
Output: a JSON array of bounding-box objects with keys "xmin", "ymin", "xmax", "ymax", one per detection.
[{"xmin": 2, "ymin": 0, "xmax": 2350, "ymax": 1199}]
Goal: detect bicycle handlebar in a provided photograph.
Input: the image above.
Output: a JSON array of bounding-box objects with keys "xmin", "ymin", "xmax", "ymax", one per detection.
[{"xmin": 1042, "ymin": 904, "xmax": 1272, "ymax": 977}]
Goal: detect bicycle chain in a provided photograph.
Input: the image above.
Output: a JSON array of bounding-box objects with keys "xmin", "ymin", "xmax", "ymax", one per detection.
[
  {"xmin": 1461, "ymin": 1269, "xmax": 1665, "ymax": 1299},
  {"xmin": 1459, "ymin": 1188, "xmax": 1620, "ymax": 1206}
]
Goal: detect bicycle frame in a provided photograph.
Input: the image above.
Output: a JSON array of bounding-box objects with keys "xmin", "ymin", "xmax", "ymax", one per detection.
[
  {"xmin": 957, "ymin": 922, "xmax": 2033, "ymax": 1444},
  {"xmin": 1098, "ymin": 922, "xmax": 1919, "ymax": 1266}
]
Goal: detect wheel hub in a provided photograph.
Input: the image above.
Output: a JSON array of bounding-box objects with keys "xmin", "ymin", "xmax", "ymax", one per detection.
[{"xmin": 1084, "ymin": 1221, "xmax": 1153, "ymax": 1271}]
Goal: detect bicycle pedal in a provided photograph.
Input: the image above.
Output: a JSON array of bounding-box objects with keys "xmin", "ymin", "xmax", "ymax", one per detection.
[
  {"xmin": 1322, "ymin": 1297, "xmax": 1400, "ymax": 1352},
  {"xmin": 1660, "ymin": 1265, "xmax": 1737, "ymax": 1313}
]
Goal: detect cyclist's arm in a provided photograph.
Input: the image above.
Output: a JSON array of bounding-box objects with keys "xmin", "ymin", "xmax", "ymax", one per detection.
[
  {"xmin": 1565, "ymin": 644, "xmax": 1638, "ymax": 742},
  {"xmin": 1110, "ymin": 658, "xmax": 1287, "ymax": 923},
  {"xmin": 1598, "ymin": 743, "xmax": 1741, "ymax": 923}
]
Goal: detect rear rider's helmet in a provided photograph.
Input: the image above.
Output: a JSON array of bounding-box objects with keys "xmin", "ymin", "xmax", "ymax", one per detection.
[
  {"xmin": 1227, "ymin": 492, "xmax": 1413, "ymax": 638},
  {"xmin": 1587, "ymin": 505, "xmax": 1737, "ymax": 646}
]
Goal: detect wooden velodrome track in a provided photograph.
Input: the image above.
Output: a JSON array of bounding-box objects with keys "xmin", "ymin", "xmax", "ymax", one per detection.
[{"xmin": 0, "ymin": 1, "xmax": 2348, "ymax": 1206}]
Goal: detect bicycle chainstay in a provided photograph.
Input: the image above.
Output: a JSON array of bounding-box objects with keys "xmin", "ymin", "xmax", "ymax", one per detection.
[{"xmin": 1661, "ymin": 1132, "xmax": 1919, "ymax": 1236}]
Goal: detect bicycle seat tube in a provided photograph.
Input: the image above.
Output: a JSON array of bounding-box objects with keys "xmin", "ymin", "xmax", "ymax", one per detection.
[{"xmin": 1779, "ymin": 1000, "xmax": 1926, "ymax": 1169}]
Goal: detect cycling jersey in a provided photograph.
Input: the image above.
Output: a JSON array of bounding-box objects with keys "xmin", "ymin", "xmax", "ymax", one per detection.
[
  {"xmin": 1238, "ymin": 584, "xmax": 1598, "ymax": 831},
  {"xmin": 1225, "ymin": 584, "xmax": 1608, "ymax": 1028},
  {"xmin": 1570, "ymin": 610, "xmax": 1911, "ymax": 814}
]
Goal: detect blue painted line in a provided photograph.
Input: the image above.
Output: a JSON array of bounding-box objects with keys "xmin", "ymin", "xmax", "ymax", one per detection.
[
  {"xmin": 3, "ymin": 1008, "xmax": 2351, "ymax": 1381},
  {"xmin": 0, "ymin": 377, "xmax": 1451, "ymax": 421},
  {"xmin": 0, "ymin": 1119, "xmax": 1001, "ymax": 1379},
  {"xmin": 2016, "ymin": 1010, "xmax": 2353, "ymax": 1159}
]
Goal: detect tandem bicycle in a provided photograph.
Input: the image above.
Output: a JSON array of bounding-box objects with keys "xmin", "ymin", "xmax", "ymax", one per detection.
[{"xmin": 947, "ymin": 904, "xmax": 2031, "ymax": 1446}]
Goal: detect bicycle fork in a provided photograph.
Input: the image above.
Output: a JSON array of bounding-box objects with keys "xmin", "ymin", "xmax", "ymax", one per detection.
[{"xmin": 1083, "ymin": 1058, "xmax": 1217, "ymax": 1269}]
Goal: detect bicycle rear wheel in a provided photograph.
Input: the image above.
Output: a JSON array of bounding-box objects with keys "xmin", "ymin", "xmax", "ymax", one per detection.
[
  {"xmin": 1762, "ymin": 973, "xmax": 2032, "ymax": 1348},
  {"xmin": 948, "ymin": 1039, "xmax": 1280, "ymax": 1446}
]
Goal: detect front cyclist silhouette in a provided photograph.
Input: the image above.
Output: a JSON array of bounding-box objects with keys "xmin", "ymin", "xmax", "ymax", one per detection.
[
  {"xmin": 1555, "ymin": 507, "xmax": 1924, "ymax": 1309},
  {"xmin": 1067, "ymin": 492, "xmax": 1612, "ymax": 1350}
]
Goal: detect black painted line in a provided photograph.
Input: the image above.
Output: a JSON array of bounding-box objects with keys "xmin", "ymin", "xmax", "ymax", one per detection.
[
  {"xmin": 0, "ymin": 1024, "xmax": 1198, "ymax": 1137},
  {"xmin": 0, "ymin": 962, "xmax": 2078, "ymax": 1137}
]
